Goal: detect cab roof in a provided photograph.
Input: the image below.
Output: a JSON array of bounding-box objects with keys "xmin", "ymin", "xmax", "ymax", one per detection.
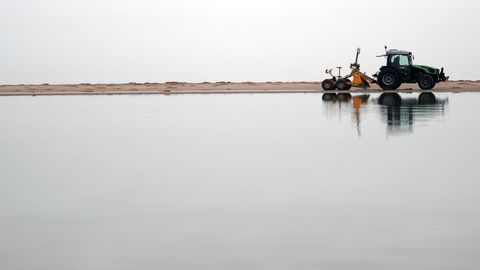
[{"xmin": 377, "ymin": 49, "xmax": 412, "ymax": 57}]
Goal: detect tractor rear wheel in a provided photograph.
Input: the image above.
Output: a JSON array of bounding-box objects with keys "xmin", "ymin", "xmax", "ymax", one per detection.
[
  {"xmin": 378, "ymin": 68, "xmax": 401, "ymax": 90},
  {"xmin": 418, "ymin": 74, "xmax": 436, "ymax": 90},
  {"xmin": 336, "ymin": 79, "xmax": 350, "ymax": 90},
  {"xmin": 322, "ymin": 79, "xmax": 336, "ymax": 91}
]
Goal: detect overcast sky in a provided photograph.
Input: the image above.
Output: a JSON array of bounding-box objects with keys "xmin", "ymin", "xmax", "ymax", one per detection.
[{"xmin": 1, "ymin": 0, "xmax": 479, "ymax": 84}]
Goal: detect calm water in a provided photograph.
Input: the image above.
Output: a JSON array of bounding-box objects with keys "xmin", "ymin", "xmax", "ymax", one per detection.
[{"xmin": 1, "ymin": 92, "xmax": 479, "ymax": 270}]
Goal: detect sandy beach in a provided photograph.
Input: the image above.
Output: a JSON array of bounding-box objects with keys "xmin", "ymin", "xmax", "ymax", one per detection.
[{"xmin": 0, "ymin": 81, "xmax": 479, "ymax": 96}]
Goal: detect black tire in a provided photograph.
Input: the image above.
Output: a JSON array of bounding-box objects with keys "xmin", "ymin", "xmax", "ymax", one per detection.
[
  {"xmin": 418, "ymin": 74, "xmax": 436, "ymax": 90},
  {"xmin": 322, "ymin": 79, "xmax": 336, "ymax": 91},
  {"xmin": 344, "ymin": 78, "xmax": 352, "ymax": 90},
  {"xmin": 377, "ymin": 68, "xmax": 401, "ymax": 90},
  {"xmin": 336, "ymin": 79, "xmax": 350, "ymax": 90}
]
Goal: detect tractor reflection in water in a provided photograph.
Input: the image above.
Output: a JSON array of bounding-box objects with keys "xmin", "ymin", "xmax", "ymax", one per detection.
[
  {"xmin": 376, "ymin": 92, "xmax": 447, "ymax": 136},
  {"xmin": 322, "ymin": 92, "xmax": 448, "ymax": 136}
]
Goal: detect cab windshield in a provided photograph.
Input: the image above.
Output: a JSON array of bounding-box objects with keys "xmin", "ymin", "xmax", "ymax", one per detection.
[{"xmin": 390, "ymin": 54, "xmax": 412, "ymax": 68}]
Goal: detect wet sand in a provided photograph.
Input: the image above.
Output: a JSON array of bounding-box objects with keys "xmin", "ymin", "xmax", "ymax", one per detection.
[{"xmin": 0, "ymin": 81, "xmax": 479, "ymax": 96}]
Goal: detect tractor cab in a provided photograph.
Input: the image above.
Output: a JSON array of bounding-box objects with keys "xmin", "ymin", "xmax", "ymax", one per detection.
[
  {"xmin": 385, "ymin": 50, "xmax": 413, "ymax": 69},
  {"xmin": 377, "ymin": 50, "xmax": 413, "ymax": 77}
]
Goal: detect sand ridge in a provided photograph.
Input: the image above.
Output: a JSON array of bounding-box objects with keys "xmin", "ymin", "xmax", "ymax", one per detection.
[{"xmin": 0, "ymin": 81, "xmax": 479, "ymax": 96}]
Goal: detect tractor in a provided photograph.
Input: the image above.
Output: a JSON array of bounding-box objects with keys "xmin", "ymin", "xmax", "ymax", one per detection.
[
  {"xmin": 322, "ymin": 47, "xmax": 448, "ymax": 91},
  {"xmin": 374, "ymin": 47, "xmax": 448, "ymax": 90}
]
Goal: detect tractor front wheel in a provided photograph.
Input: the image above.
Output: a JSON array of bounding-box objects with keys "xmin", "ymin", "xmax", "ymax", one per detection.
[
  {"xmin": 322, "ymin": 79, "xmax": 336, "ymax": 91},
  {"xmin": 378, "ymin": 69, "xmax": 400, "ymax": 90},
  {"xmin": 418, "ymin": 74, "xmax": 436, "ymax": 90}
]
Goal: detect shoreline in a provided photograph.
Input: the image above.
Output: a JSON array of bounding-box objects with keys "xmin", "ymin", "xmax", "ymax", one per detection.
[{"xmin": 1, "ymin": 81, "xmax": 479, "ymax": 96}]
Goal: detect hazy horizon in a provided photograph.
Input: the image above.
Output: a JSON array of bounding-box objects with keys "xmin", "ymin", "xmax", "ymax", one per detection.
[{"xmin": 1, "ymin": 0, "xmax": 479, "ymax": 84}]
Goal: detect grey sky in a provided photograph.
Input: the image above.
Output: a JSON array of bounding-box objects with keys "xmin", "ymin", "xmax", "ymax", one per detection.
[{"xmin": 1, "ymin": 0, "xmax": 479, "ymax": 84}]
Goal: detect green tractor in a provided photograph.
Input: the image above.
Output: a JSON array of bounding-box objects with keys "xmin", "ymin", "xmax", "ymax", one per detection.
[{"xmin": 374, "ymin": 47, "xmax": 448, "ymax": 90}]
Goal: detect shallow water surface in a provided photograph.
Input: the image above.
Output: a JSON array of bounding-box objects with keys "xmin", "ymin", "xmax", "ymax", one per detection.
[{"xmin": 0, "ymin": 92, "xmax": 479, "ymax": 270}]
